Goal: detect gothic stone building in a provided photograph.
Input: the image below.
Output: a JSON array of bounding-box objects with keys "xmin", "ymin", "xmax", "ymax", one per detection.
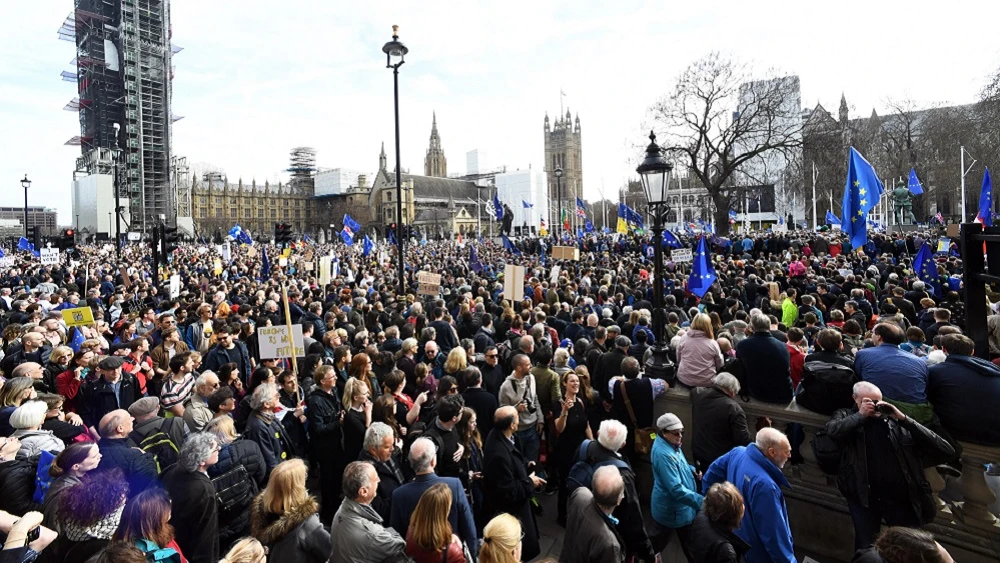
[
  {"xmin": 191, "ymin": 177, "xmax": 313, "ymax": 241},
  {"xmin": 544, "ymin": 110, "xmax": 582, "ymax": 229}
]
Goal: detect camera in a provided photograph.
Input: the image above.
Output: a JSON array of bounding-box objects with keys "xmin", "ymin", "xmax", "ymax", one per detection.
[
  {"xmin": 876, "ymin": 403, "xmax": 895, "ymax": 415},
  {"xmin": 523, "ymin": 397, "xmax": 537, "ymax": 414}
]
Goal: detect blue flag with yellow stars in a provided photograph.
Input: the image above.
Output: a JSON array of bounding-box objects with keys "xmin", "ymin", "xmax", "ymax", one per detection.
[
  {"xmin": 976, "ymin": 168, "xmax": 992, "ymax": 226},
  {"xmin": 687, "ymin": 236, "xmax": 717, "ymax": 298},
  {"xmin": 914, "ymin": 241, "xmax": 939, "ymax": 296},
  {"xmin": 841, "ymin": 147, "xmax": 884, "ymax": 249},
  {"xmin": 825, "ymin": 210, "xmax": 840, "ymax": 225}
]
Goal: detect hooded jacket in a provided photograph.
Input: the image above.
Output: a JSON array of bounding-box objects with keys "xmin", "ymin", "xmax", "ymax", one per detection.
[
  {"xmin": 650, "ymin": 435, "xmax": 703, "ymax": 529},
  {"xmin": 928, "ymin": 354, "xmax": 1000, "ymax": 445},
  {"xmin": 250, "ymin": 495, "xmax": 331, "ymax": 563}
]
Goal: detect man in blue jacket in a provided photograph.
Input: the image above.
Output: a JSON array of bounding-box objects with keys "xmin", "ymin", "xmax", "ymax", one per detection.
[
  {"xmin": 703, "ymin": 427, "xmax": 795, "ymax": 563},
  {"xmin": 390, "ymin": 437, "xmax": 477, "ymax": 548},
  {"xmin": 928, "ymin": 334, "xmax": 1000, "ymax": 446}
]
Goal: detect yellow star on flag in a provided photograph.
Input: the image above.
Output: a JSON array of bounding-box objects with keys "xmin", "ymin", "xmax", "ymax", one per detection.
[
  {"xmin": 857, "ymin": 210, "xmax": 863, "ymax": 216},
  {"xmin": 854, "ymin": 180, "xmax": 860, "ymax": 187},
  {"xmin": 859, "ymin": 188, "xmax": 866, "ymax": 195},
  {"xmin": 860, "ymin": 199, "xmax": 867, "ymax": 206},
  {"xmin": 852, "ymin": 217, "xmax": 857, "ymax": 223}
]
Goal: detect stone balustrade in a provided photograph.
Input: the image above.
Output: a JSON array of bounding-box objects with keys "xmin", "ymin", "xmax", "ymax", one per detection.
[{"xmin": 641, "ymin": 386, "xmax": 1000, "ymax": 562}]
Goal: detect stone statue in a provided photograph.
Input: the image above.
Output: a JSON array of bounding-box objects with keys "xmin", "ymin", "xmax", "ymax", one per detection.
[
  {"xmin": 501, "ymin": 204, "xmax": 514, "ymax": 236},
  {"xmin": 891, "ymin": 180, "xmax": 916, "ymax": 225}
]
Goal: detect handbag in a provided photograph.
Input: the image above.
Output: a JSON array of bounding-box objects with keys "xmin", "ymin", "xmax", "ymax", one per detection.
[
  {"xmin": 211, "ymin": 463, "xmax": 252, "ymax": 513},
  {"xmin": 619, "ymin": 381, "xmax": 656, "ymax": 456}
]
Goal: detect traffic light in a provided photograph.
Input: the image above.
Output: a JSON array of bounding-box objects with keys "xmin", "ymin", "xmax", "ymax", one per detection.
[
  {"xmin": 60, "ymin": 229, "xmax": 75, "ymax": 252},
  {"xmin": 274, "ymin": 223, "xmax": 293, "ymax": 246},
  {"xmin": 162, "ymin": 224, "xmax": 179, "ymax": 255}
]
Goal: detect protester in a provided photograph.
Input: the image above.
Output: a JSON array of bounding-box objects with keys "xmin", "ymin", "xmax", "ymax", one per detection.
[
  {"xmin": 329, "ymin": 461, "xmax": 408, "ymax": 563},
  {"xmin": 687, "ymin": 482, "xmax": 750, "ymax": 563},
  {"xmin": 478, "ymin": 513, "xmax": 522, "ymax": 563},
  {"xmin": 559, "ymin": 465, "xmax": 625, "ymax": 563},
  {"xmin": 161, "ymin": 432, "xmax": 220, "ymax": 563},
  {"xmin": 250, "ymin": 458, "xmax": 330, "ymax": 563},
  {"xmin": 650, "ymin": 413, "xmax": 702, "ymax": 559}
]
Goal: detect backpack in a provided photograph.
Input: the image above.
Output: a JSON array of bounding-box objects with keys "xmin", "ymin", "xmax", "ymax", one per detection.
[
  {"xmin": 565, "ymin": 439, "xmax": 630, "ymax": 493},
  {"xmin": 811, "ymin": 428, "xmax": 841, "ymax": 476},
  {"xmin": 794, "ymin": 361, "xmax": 857, "ymax": 416},
  {"xmin": 211, "ymin": 463, "xmax": 252, "ymax": 513},
  {"xmin": 495, "ymin": 339, "xmax": 514, "ymax": 373},
  {"xmin": 133, "ymin": 539, "xmax": 181, "ymax": 563},
  {"xmin": 135, "ymin": 420, "xmax": 181, "ymax": 474}
]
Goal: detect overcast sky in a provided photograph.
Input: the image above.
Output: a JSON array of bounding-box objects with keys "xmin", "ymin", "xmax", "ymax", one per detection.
[{"xmin": 2, "ymin": 1, "xmax": 998, "ymax": 224}]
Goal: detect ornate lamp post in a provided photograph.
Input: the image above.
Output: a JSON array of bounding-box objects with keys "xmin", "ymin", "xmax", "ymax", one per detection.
[
  {"xmin": 20, "ymin": 175, "xmax": 31, "ymax": 239},
  {"xmin": 383, "ymin": 25, "xmax": 408, "ymax": 295},
  {"xmin": 636, "ymin": 131, "xmax": 674, "ymax": 379}
]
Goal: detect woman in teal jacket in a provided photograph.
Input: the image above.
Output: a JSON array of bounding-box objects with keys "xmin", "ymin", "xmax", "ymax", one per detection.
[{"xmin": 650, "ymin": 413, "xmax": 704, "ymax": 560}]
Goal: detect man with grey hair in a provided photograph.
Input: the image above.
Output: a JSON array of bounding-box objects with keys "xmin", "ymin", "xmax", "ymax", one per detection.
[
  {"xmin": 703, "ymin": 427, "xmax": 796, "ymax": 563},
  {"xmin": 330, "ymin": 461, "xmax": 407, "ymax": 563},
  {"xmin": 560, "ymin": 465, "xmax": 626, "ymax": 562},
  {"xmin": 243, "ymin": 382, "xmax": 291, "ymax": 479},
  {"xmin": 573, "ymin": 419, "xmax": 655, "ymax": 562},
  {"xmin": 183, "ymin": 371, "xmax": 219, "ymax": 432},
  {"xmin": 389, "ymin": 437, "xmax": 476, "ymax": 547},
  {"xmin": 359, "ymin": 422, "xmax": 405, "ymax": 523},
  {"xmin": 691, "ymin": 372, "xmax": 753, "ymax": 469},
  {"xmin": 735, "ymin": 313, "xmax": 793, "ymax": 404},
  {"xmin": 162, "ymin": 432, "xmax": 220, "ymax": 563}
]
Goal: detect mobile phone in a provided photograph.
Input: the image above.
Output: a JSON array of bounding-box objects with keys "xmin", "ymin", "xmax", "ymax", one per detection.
[
  {"xmin": 25, "ymin": 525, "xmax": 40, "ymax": 545},
  {"xmin": 876, "ymin": 403, "xmax": 895, "ymax": 415}
]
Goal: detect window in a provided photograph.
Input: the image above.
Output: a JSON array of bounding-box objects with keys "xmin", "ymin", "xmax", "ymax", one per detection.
[
  {"xmin": 258, "ymin": 209, "xmax": 264, "ymax": 218},
  {"xmin": 294, "ymin": 210, "xmax": 300, "ymax": 219},
  {"xmin": 230, "ymin": 209, "xmax": 237, "ymax": 218},
  {"xmin": 200, "ymin": 209, "xmax": 206, "ymax": 218},
  {"xmin": 270, "ymin": 209, "xmax": 276, "ymax": 218},
  {"xmin": 283, "ymin": 210, "xmax": 289, "ymax": 219}
]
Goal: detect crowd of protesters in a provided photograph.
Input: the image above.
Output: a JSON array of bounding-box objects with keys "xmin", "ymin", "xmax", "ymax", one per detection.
[{"xmin": 0, "ymin": 223, "xmax": 989, "ymax": 563}]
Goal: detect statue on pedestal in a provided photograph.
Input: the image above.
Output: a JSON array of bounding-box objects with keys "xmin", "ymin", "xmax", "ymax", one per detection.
[
  {"xmin": 501, "ymin": 204, "xmax": 513, "ymax": 236},
  {"xmin": 891, "ymin": 180, "xmax": 917, "ymax": 225}
]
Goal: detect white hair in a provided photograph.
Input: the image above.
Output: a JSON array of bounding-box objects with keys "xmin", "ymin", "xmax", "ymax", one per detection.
[
  {"xmin": 755, "ymin": 427, "xmax": 788, "ymax": 452},
  {"xmin": 408, "ymin": 437, "xmax": 437, "ymax": 473},
  {"xmin": 852, "ymin": 381, "xmax": 881, "ymax": 397},
  {"xmin": 179, "ymin": 432, "xmax": 218, "ymax": 472},
  {"xmin": 712, "ymin": 372, "xmax": 741, "ymax": 396},
  {"xmin": 363, "ymin": 422, "xmax": 395, "ymax": 452},
  {"xmin": 598, "ymin": 419, "xmax": 627, "ymax": 452},
  {"xmin": 196, "ymin": 371, "xmax": 219, "ymax": 387},
  {"xmin": 9, "ymin": 400, "xmax": 47, "ymax": 429},
  {"xmin": 249, "ymin": 382, "xmax": 277, "ymax": 411}
]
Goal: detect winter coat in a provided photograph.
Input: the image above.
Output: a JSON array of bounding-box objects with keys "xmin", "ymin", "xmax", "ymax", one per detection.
[
  {"xmin": 12, "ymin": 428, "xmax": 65, "ymax": 459},
  {"xmin": 42, "ymin": 474, "xmax": 81, "ymax": 531},
  {"xmin": 559, "ymin": 488, "xmax": 626, "ymax": 563},
  {"xmin": 250, "ymin": 496, "xmax": 331, "ymax": 563},
  {"xmin": 77, "ymin": 373, "xmax": 142, "ymax": 429},
  {"xmin": 824, "ymin": 407, "xmax": 955, "ymax": 524},
  {"xmin": 702, "ymin": 444, "xmax": 794, "ymax": 563},
  {"xmin": 0, "ymin": 457, "xmax": 41, "ymax": 516},
  {"xmin": 207, "ymin": 437, "xmax": 267, "ymax": 547},
  {"xmin": 243, "ymin": 412, "xmax": 293, "ymax": 479},
  {"xmin": 676, "ymin": 330, "xmax": 724, "ymax": 388},
  {"xmin": 927, "ymin": 354, "xmax": 1000, "ymax": 446},
  {"xmin": 690, "ymin": 386, "xmax": 753, "ymax": 469},
  {"xmin": 96, "ymin": 437, "xmax": 159, "ymax": 494},
  {"xmin": 584, "ymin": 441, "xmax": 655, "ymax": 562},
  {"xmin": 405, "ymin": 534, "xmax": 467, "ymax": 563},
  {"xmin": 328, "ymin": 498, "xmax": 408, "ymax": 563},
  {"xmin": 358, "ymin": 449, "xmax": 406, "ymax": 524},
  {"xmin": 161, "ymin": 465, "xmax": 219, "ymax": 563},
  {"xmin": 687, "ymin": 510, "xmax": 750, "ymax": 563},
  {"xmin": 203, "ymin": 341, "xmax": 252, "ymax": 384},
  {"xmin": 735, "ymin": 332, "xmax": 792, "ymax": 404},
  {"xmin": 481, "ymin": 429, "xmax": 541, "ymax": 561},
  {"xmin": 650, "ymin": 436, "xmax": 703, "ymax": 528}
]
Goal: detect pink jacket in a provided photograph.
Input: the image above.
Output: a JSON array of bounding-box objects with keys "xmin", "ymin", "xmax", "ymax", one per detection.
[{"xmin": 675, "ymin": 330, "xmax": 724, "ymax": 387}]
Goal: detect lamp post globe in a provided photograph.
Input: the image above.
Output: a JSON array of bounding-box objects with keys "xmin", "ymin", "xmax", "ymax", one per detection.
[
  {"xmin": 636, "ymin": 131, "xmax": 674, "ymax": 381},
  {"xmin": 383, "ymin": 25, "xmax": 408, "ymax": 296},
  {"xmin": 20, "ymin": 174, "xmax": 31, "ymax": 239}
]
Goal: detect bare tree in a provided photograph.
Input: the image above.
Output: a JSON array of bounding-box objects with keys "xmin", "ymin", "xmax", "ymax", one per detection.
[{"xmin": 648, "ymin": 52, "xmax": 803, "ymax": 235}]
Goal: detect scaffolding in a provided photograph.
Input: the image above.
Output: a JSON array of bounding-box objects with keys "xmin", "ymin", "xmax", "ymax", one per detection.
[
  {"xmin": 287, "ymin": 147, "xmax": 317, "ymax": 195},
  {"xmin": 61, "ymin": 0, "xmax": 178, "ymax": 233}
]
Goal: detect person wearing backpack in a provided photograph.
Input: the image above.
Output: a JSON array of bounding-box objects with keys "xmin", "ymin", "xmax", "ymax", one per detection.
[
  {"xmin": 127, "ymin": 398, "xmax": 188, "ymax": 474},
  {"xmin": 649, "ymin": 413, "xmax": 703, "ymax": 560}
]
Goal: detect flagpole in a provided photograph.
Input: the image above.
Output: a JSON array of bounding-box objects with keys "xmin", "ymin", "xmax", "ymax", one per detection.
[
  {"xmin": 812, "ymin": 161, "xmax": 817, "ymax": 230},
  {"xmin": 961, "ymin": 146, "xmax": 966, "ymax": 222}
]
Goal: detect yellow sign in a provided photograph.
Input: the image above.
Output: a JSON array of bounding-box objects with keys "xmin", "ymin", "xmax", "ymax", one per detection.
[
  {"xmin": 62, "ymin": 307, "xmax": 95, "ymax": 327},
  {"xmin": 213, "ymin": 259, "xmax": 223, "ymax": 276},
  {"xmin": 281, "ymin": 249, "xmax": 291, "ymax": 258}
]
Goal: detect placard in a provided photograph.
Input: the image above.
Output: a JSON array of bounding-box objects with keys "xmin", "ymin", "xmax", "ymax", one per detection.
[
  {"xmin": 278, "ymin": 257, "xmax": 288, "ymax": 267},
  {"xmin": 671, "ymin": 249, "xmax": 693, "ymax": 263},
  {"xmin": 552, "ymin": 246, "xmax": 579, "ymax": 261},
  {"xmin": 0, "ymin": 257, "xmax": 14, "ymax": 267},
  {"xmin": 257, "ymin": 325, "xmax": 305, "ymax": 359},
  {"xmin": 302, "ymin": 262, "xmax": 314, "ymax": 271},
  {"xmin": 40, "ymin": 248, "xmax": 59, "ymax": 265},
  {"xmin": 221, "ymin": 242, "xmax": 231, "ymax": 262},
  {"xmin": 169, "ymin": 275, "xmax": 181, "ymax": 299},
  {"xmin": 127, "ymin": 232, "xmax": 141, "ymax": 241},
  {"xmin": 416, "ymin": 270, "xmax": 441, "ymax": 296},
  {"xmin": 503, "ymin": 263, "xmax": 526, "ymax": 302},
  {"xmin": 62, "ymin": 306, "xmax": 95, "ymax": 327},
  {"xmin": 213, "ymin": 259, "xmax": 223, "ymax": 276},
  {"xmin": 318, "ymin": 258, "xmax": 330, "ymax": 285},
  {"xmin": 550, "ymin": 265, "xmax": 561, "ymax": 284},
  {"xmin": 418, "ymin": 283, "xmax": 440, "ymax": 296},
  {"xmin": 120, "ymin": 266, "xmax": 131, "ymax": 290}
]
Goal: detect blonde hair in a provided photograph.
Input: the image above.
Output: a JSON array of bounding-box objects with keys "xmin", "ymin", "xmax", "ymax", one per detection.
[
  {"xmin": 480, "ymin": 513, "xmax": 521, "ymax": 563},
  {"xmin": 220, "ymin": 537, "xmax": 266, "ymax": 563},
  {"xmin": 261, "ymin": 459, "xmax": 310, "ymax": 515},
  {"xmin": 408, "ymin": 483, "xmax": 453, "ymax": 553},
  {"xmin": 204, "ymin": 415, "xmax": 238, "ymax": 445},
  {"xmin": 50, "ymin": 345, "xmax": 74, "ymax": 364},
  {"xmin": 690, "ymin": 313, "xmax": 715, "ymax": 340},
  {"xmin": 444, "ymin": 347, "xmax": 467, "ymax": 375},
  {"xmin": 342, "ymin": 377, "xmax": 370, "ymax": 407}
]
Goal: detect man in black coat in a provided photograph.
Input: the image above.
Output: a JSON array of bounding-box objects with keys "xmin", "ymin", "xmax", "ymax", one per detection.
[
  {"xmin": 691, "ymin": 373, "xmax": 753, "ymax": 470},
  {"xmin": 306, "ymin": 365, "xmax": 345, "ymax": 525},
  {"xmin": 422, "ymin": 394, "xmax": 466, "ymax": 480},
  {"xmin": 162, "ymin": 433, "xmax": 221, "ymax": 563},
  {"xmin": 473, "ymin": 314, "xmax": 497, "ymax": 353},
  {"xmin": 476, "ymin": 347, "xmax": 505, "ymax": 398},
  {"xmin": 482, "ymin": 406, "xmax": 545, "ymax": 561},
  {"xmin": 429, "ymin": 307, "xmax": 459, "ymax": 352},
  {"xmin": 593, "ymin": 334, "xmax": 628, "ymax": 394},
  {"xmin": 824, "ymin": 381, "xmax": 955, "ymax": 551},
  {"xmin": 359, "ymin": 422, "xmax": 407, "ymax": 524},
  {"xmin": 462, "ymin": 367, "xmax": 499, "ymax": 433},
  {"xmin": 79, "ymin": 355, "xmax": 142, "ymax": 435},
  {"xmin": 735, "ymin": 314, "xmax": 793, "ymax": 404},
  {"xmin": 95, "ymin": 409, "xmax": 159, "ymax": 495}
]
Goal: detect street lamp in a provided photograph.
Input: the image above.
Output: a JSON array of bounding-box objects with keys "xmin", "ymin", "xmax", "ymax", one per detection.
[
  {"xmin": 383, "ymin": 25, "xmax": 408, "ymax": 296},
  {"xmin": 20, "ymin": 175, "xmax": 30, "ymax": 239},
  {"xmin": 555, "ymin": 167, "xmax": 563, "ymax": 232},
  {"xmin": 636, "ymin": 131, "xmax": 674, "ymax": 380}
]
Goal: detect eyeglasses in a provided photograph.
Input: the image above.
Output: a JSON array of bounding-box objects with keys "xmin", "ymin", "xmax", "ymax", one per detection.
[{"xmin": 486, "ymin": 354, "xmax": 498, "ymax": 358}]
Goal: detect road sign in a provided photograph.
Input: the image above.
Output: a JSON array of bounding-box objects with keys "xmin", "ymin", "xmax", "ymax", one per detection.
[
  {"xmin": 40, "ymin": 248, "xmax": 59, "ymax": 265},
  {"xmin": 62, "ymin": 306, "xmax": 95, "ymax": 327},
  {"xmin": 671, "ymin": 249, "xmax": 693, "ymax": 263},
  {"xmin": 258, "ymin": 325, "xmax": 305, "ymax": 359}
]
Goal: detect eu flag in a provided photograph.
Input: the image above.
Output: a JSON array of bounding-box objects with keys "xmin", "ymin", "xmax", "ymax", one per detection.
[
  {"xmin": 17, "ymin": 237, "xmax": 32, "ymax": 253},
  {"xmin": 825, "ymin": 210, "xmax": 840, "ymax": 225},
  {"xmin": 470, "ymin": 245, "xmax": 484, "ymax": 273},
  {"xmin": 343, "ymin": 214, "xmax": 362, "ymax": 233},
  {"xmin": 68, "ymin": 327, "xmax": 86, "ymax": 352},
  {"xmin": 341, "ymin": 227, "xmax": 354, "ymax": 245},
  {"xmin": 585, "ymin": 219, "xmax": 595, "ymax": 233},
  {"xmin": 663, "ymin": 230, "xmax": 683, "ymax": 248},
  {"xmin": 522, "ymin": 200, "xmax": 533, "ymax": 209},
  {"xmin": 908, "ymin": 168, "xmax": 924, "ymax": 195},
  {"xmin": 914, "ymin": 242, "xmax": 939, "ymax": 296},
  {"xmin": 576, "ymin": 197, "xmax": 588, "ymax": 211},
  {"xmin": 502, "ymin": 234, "xmax": 521, "ymax": 256},
  {"xmin": 494, "ymin": 195, "xmax": 504, "ymax": 221},
  {"xmin": 841, "ymin": 147, "xmax": 884, "ymax": 248},
  {"xmin": 976, "ymin": 168, "xmax": 992, "ymax": 226},
  {"xmin": 687, "ymin": 236, "xmax": 717, "ymax": 298},
  {"xmin": 228, "ymin": 224, "xmax": 242, "ymax": 239},
  {"xmin": 362, "ymin": 235, "xmax": 373, "ymax": 257}
]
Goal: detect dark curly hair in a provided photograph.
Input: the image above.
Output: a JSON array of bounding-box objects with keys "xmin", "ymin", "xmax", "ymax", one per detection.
[{"xmin": 58, "ymin": 468, "xmax": 128, "ymax": 526}]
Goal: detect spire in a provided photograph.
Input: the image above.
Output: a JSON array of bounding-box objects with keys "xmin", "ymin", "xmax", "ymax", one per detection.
[
  {"xmin": 424, "ymin": 113, "xmax": 447, "ymax": 177},
  {"xmin": 379, "ymin": 142, "xmax": 387, "ymax": 172},
  {"xmin": 839, "ymin": 93, "xmax": 849, "ymax": 123}
]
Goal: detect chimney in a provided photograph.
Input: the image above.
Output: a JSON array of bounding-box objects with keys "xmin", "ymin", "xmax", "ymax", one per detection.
[{"xmin": 358, "ymin": 174, "xmax": 368, "ymax": 189}]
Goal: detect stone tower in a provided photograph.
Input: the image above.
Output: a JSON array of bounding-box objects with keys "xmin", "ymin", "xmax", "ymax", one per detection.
[
  {"xmin": 543, "ymin": 109, "xmax": 583, "ymax": 228},
  {"xmin": 424, "ymin": 112, "xmax": 447, "ymax": 178}
]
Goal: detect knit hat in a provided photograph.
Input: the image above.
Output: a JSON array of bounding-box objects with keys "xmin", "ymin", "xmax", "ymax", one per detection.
[{"xmin": 656, "ymin": 413, "xmax": 683, "ymax": 432}]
